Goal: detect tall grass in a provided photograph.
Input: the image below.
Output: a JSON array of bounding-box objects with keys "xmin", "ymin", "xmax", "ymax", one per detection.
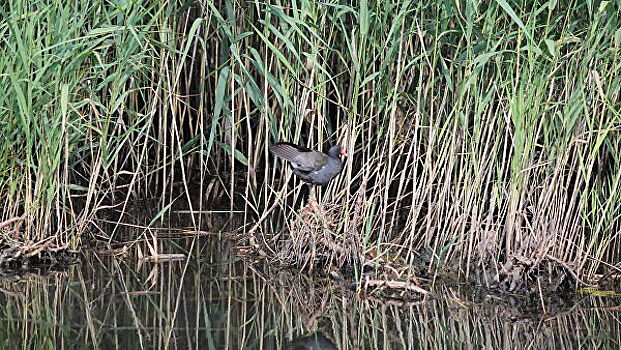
[
  {"xmin": 1, "ymin": 0, "xmax": 620, "ymax": 288},
  {"xmin": 0, "ymin": 0, "xmax": 195, "ymax": 249},
  {"xmin": 224, "ymin": 0, "xmax": 621, "ymax": 288}
]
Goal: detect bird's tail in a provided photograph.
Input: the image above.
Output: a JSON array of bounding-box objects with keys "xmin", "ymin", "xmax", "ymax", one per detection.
[{"xmin": 269, "ymin": 142, "xmax": 312, "ymax": 161}]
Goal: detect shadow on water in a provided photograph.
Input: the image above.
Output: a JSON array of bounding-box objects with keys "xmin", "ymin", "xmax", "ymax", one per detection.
[{"xmin": 1, "ymin": 221, "xmax": 620, "ymax": 349}]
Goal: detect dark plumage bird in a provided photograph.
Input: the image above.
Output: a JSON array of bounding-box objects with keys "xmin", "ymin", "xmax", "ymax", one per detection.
[
  {"xmin": 287, "ymin": 333, "xmax": 337, "ymax": 350},
  {"xmin": 270, "ymin": 142, "xmax": 347, "ymax": 186}
]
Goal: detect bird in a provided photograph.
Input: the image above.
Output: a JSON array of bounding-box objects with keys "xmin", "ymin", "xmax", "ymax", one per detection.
[
  {"xmin": 287, "ymin": 332, "xmax": 337, "ymax": 350},
  {"xmin": 269, "ymin": 142, "xmax": 347, "ymax": 186}
]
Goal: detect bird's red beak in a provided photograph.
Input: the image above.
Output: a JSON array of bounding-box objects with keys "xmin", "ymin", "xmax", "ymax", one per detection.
[{"xmin": 340, "ymin": 148, "xmax": 348, "ymax": 156}]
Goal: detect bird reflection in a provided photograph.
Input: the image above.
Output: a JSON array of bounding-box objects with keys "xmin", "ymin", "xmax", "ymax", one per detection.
[{"xmin": 288, "ymin": 332, "xmax": 337, "ymax": 350}]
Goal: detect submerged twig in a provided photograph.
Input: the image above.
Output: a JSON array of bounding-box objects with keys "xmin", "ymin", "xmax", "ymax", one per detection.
[{"xmin": 362, "ymin": 278, "xmax": 430, "ymax": 295}]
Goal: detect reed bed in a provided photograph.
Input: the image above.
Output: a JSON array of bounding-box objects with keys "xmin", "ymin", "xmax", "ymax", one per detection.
[{"xmin": 1, "ymin": 1, "xmax": 620, "ymax": 289}]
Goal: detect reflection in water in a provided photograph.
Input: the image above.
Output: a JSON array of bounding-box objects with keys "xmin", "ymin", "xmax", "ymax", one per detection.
[
  {"xmin": 289, "ymin": 333, "xmax": 337, "ymax": 350},
  {"xmin": 0, "ymin": 235, "xmax": 620, "ymax": 349}
]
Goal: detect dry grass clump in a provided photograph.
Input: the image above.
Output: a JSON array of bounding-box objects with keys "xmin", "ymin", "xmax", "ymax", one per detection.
[
  {"xmin": 260, "ymin": 182, "xmax": 431, "ymax": 299},
  {"xmin": 278, "ymin": 193, "xmax": 363, "ymax": 272},
  {"xmin": 0, "ymin": 217, "xmax": 71, "ymax": 268}
]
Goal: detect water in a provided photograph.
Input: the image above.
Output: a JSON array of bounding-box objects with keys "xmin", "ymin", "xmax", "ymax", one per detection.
[{"xmin": 1, "ymin": 235, "xmax": 620, "ymax": 349}]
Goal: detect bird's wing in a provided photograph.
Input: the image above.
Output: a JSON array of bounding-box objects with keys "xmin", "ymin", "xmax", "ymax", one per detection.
[
  {"xmin": 291, "ymin": 152, "xmax": 327, "ymax": 172},
  {"xmin": 270, "ymin": 142, "xmax": 329, "ymax": 172}
]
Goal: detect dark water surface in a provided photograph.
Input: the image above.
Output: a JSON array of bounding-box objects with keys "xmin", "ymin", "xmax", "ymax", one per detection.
[{"xmin": 1, "ymin": 235, "xmax": 620, "ymax": 349}]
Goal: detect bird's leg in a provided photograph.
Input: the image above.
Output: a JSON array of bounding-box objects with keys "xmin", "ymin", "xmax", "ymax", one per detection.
[
  {"xmin": 308, "ymin": 184, "xmax": 316, "ymax": 200},
  {"xmin": 300, "ymin": 184, "xmax": 315, "ymax": 224},
  {"xmin": 304, "ymin": 184, "xmax": 320, "ymax": 215}
]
